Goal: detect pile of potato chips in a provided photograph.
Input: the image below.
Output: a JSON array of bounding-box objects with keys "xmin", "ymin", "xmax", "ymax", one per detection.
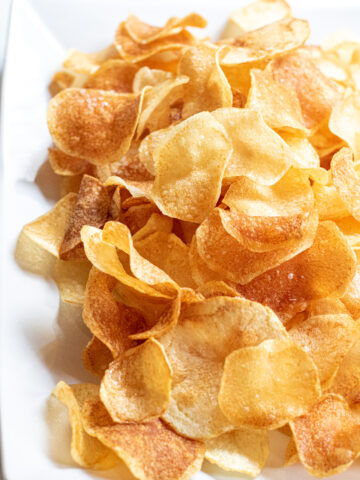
[{"xmin": 19, "ymin": 0, "xmax": 360, "ymax": 477}]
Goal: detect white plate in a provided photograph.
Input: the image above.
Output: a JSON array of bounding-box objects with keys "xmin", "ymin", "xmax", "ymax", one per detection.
[{"xmin": 2, "ymin": 1, "xmax": 360, "ymax": 479}]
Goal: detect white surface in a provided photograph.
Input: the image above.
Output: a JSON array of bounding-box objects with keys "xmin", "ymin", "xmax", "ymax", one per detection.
[{"xmin": 2, "ymin": 1, "xmax": 360, "ymax": 479}]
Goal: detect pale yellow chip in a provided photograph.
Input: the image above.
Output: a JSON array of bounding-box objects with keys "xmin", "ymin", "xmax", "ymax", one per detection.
[
  {"xmin": 342, "ymin": 265, "xmax": 360, "ymax": 319},
  {"xmin": 21, "ymin": 193, "xmax": 77, "ymax": 257},
  {"xmin": 329, "ymin": 93, "xmax": 360, "ymax": 159},
  {"xmin": 133, "ymin": 67, "xmax": 173, "ymax": 92},
  {"xmin": 313, "ymin": 182, "xmax": 349, "ymax": 220},
  {"xmin": 62, "ymin": 45, "xmax": 118, "ymax": 74},
  {"xmin": 132, "ymin": 212, "xmax": 173, "ymax": 242},
  {"xmin": 280, "ymin": 133, "xmax": 320, "ymax": 170},
  {"xmin": 54, "ymin": 259, "xmax": 91, "ymax": 305},
  {"xmin": 205, "ymin": 428, "xmax": 269, "ymax": 477},
  {"xmin": 219, "ymin": 337, "xmax": 321, "ymax": 429},
  {"xmin": 100, "ymin": 338, "xmax": 171, "ymax": 423},
  {"xmin": 151, "ymin": 112, "xmax": 232, "ymax": 222},
  {"xmin": 161, "ymin": 296, "xmax": 286, "ymax": 439},
  {"xmin": 52, "ymin": 381, "xmax": 118, "ymax": 469},
  {"xmin": 290, "ymin": 393, "xmax": 360, "ymax": 477},
  {"xmin": 212, "ymin": 108, "xmax": 293, "ymax": 184}
]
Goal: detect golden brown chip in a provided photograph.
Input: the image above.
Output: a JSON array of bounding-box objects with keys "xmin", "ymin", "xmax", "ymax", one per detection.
[
  {"xmin": 62, "ymin": 45, "xmax": 118, "ymax": 74},
  {"xmin": 49, "ymin": 70, "xmax": 86, "ymax": 97},
  {"xmin": 59, "ymin": 174, "xmax": 110, "ymax": 260},
  {"xmin": 48, "ymin": 89, "xmax": 144, "ymax": 165},
  {"xmin": 205, "ymin": 428, "xmax": 269, "ymax": 477},
  {"xmin": 196, "ymin": 281, "xmax": 238, "ymax": 299},
  {"xmin": 161, "ymin": 296, "xmax": 286, "ymax": 439},
  {"xmin": 54, "ymin": 259, "xmax": 91, "ymax": 305},
  {"xmin": 290, "ymin": 393, "xmax": 360, "ymax": 477},
  {"xmin": 237, "ymin": 221, "xmax": 357, "ymax": 320},
  {"xmin": 138, "ymin": 126, "xmax": 174, "ymax": 175},
  {"xmin": 22, "ymin": 193, "xmax": 77, "ymax": 257},
  {"xmin": 341, "ymin": 265, "xmax": 360, "ymax": 319},
  {"xmin": 189, "ymin": 236, "xmax": 225, "ymax": 286},
  {"xmin": 219, "ymin": 337, "xmax": 320, "ymax": 429},
  {"xmin": 132, "ymin": 212, "xmax": 173, "ymax": 242},
  {"xmin": 284, "ymin": 438, "xmax": 299, "ymax": 466},
  {"xmin": 82, "ymin": 336, "xmax": 113, "ymax": 377},
  {"xmin": 178, "ymin": 43, "xmax": 232, "ymax": 118},
  {"xmin": 331, "ymin": 147, "xmax": 360, "ymax": 222},
  {"xmin": 212, "ymin": 108, "xmax": 294, "ymax": 184},
  {"xmin": 48, "ymin": 148, "xmax": 89, "ymax": 176},
  {"xmin": 151, "ymin": 112, "xmax": 232, "ymax": 222},
  {"xmin": 289, "ymin": 313, "xmax": 356, "ymax": 388},
  {"xmin": 100, "ymin": 338, "xmax": 171, "ymax": 423},
  {"xmin": 82, "ymin": 397, "xmax": 205, "ymax": 480},
  {"xmin": 52, "ymin": 382, "xmax": 118, "ymax": 469},
  {"xmin": 84, "ymin": 59, "xmax": 138, "ymax": 92},
  {"xmin": 133, "ymin": 67, "xmax": 173, "ymax": 92}
]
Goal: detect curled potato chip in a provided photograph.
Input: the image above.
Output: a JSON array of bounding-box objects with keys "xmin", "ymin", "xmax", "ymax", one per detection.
[
  {"xmin": 237, "ymin": 221, "xmax": 357, "ymax": 320},
  {"xmin": 63, "ymin": 45, "xmax": 118, "ymax": 74},
  {"xmin": 307, "ymin": 297, "xmax": 348, "ymax": 317},
  {"xmin": 342, "ymin": 265, "xmax": 360, "ymax": 319},
  {"xmin": 22, "ymin": 193, "xmax": 77, "ymax": 258},
  {"xmin": 313, "ymin": 182, "xmax": 349, "ymax": 220},
  {"xmin": 48, "ymin": 148, "xmax": 89, "ymax": 176},
  {"xmin": 335, "ymin": 217, "xmax": 360, "ymax": 251},
  {"xmin": 195, "ymin": 207, "xmax": 317, "ymax": 284},
  {"xmin": 132, "ymin": 212, "xmax": 173, "ymax": 242},
  {"xmin": 219, "ymin": 337, "xmax": 320, "ymax": 429},
  {"xmin": 125, "ymin": 13, "xmax": 207, "ymax": 44},
  {"xmin": 329, "ymin": 93, "xmax": 360, "ymax": 159},
  {"xmin": 189, "ymin": 237, "xmax": 225, "ymax": 286},
  {"xmin": 289, "ymin": 313, "xmax": 356, "ymax": 388},
  {"xmin": 134, "ymin": 232, "xmax": 196, "ymax": 288},
  {"xmin": 290, "ymin": 393, "xmax": 360, "ymax": 477},
  {"xmin": 82, "ymin": 336, "xmax": 113, "ymax": 377},
  {"xmin": 280, "ymin": 133, "xmax": 320, "ymax": 169},
  {"xmin": 284, "ymin": 438, "xmax": 299, "ymax": 466},
  {"xmin": 205, "ymin": 428, "xmax": 269, "ymax": 477},
  {"xmin": 48, "ymin": 89, "xmax": 144, "ymax": 165},
  {"xmin": 83, "ymin": 268, "xmax": 146, "ymax": 357},
  {"xmin": 133, "ymin": 67, "xmax": 173, "ymax": 92},
  {"xmin": 52, "ymin": 381, "xmax": 118, "ymax": 469},
  {"xmin": 267, "ymin": 51, "xmax": 342, "ymax": 130},
  {"xmin": 54, "ymin": 259, "xmax": 91, "ymax": 305},
  {"xmin": 178, "ymin": 43, "xmax": 232, "ymax": 118},
  {"xmin": 221, "ymin": 0, "xmax": 292, "ymax": 38},
  {"xmin": 100, "ymin": 338, "xmax": 171, "ymax": 423},
  {"xmin": 196, "ymin": 281, "xmax": 238, "ymax": 299},
  {"xmin": 331, "ymin": 147, "xmax": 360, "ymax": 222},
  {"xmin": 246, "ymin": 68, "xmax": 307, "ymax": 134},
  {"xmin": 161, "ymin": 296, "xmax": 286, "ymax": 439},
  {"xmin": 138, "ymin": 126, "xmax": 174, "ymax": 175},
  {"xmin": 151, "ymin": 112, "xmax": 232, "ymax": 222},
  {"xmin": 84, "ymin": 59, "xmax": 138, "ymax": 92},
  {"xmin": 49, "ymin": 69, "xmax": 87, "ymax": 97},
  {"xmin": 120, "ymin": 203, "xmax": 159, "ymax": 235},
  {"xmin": 212, "ymin": 108, "xmax": 293, "ymax": 184},
  {"xmin": 82, "ymin": 397, "xmax": 205, "ymax": 480},
  {"xmin": 59, "ymin": 175, "xmax": 110, "ymax": 260}
]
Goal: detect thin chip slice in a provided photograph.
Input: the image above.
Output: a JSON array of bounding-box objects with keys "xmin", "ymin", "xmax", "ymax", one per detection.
[
  {"xmin": 52, "ymin": 382, "xmax": 118, "ymax": 469},
  {"xmin": 284, "ymin": 438, "xmax": 299, "ymax": 466},
  {"xmin": 205, "ymin": 428, "xmax": 269, "ymax": 477},
  {"xmin": 161, "ymin": 296, "xmax": 286, "ymax": 439},
  {"xmin": 54, "ymin": 259, "xmax": 91, "ymax": 305},
  {"xmin": 342, "ymin": 265, "xmax": 360, "ymax": 319},
  {"xmin": 178, "ymin": 43, "xmax": 232, "ymax": 119},
  {"xmin": 280, "ymin": 133, "xmax": 320, "ymax": 170},
  {"xmin": 100, "ymin": 338, "xmax": 171, "ymax": 423},
  {"xmin": 189, "ymin": 236, "xmax": 225, "ymax": 286},
  {"xmin": 82, "ymin": 397, "xmax": 205, "ymax": 480},
  {"xmin": 212, "ymin": 108, "xmax": 293, "ymax": 184},
  {"xmin": 82, "ymin": 336, "xmax": 113, "ymax": 377},
  {"xmin": 329, "ymin": 93, "xmax": 360, "ymax": 159},
  {"xmin": 62, "ymin": 45, "xmax": 118, "ymax": 74},
  {"xmin": 48, "ymin": 89, "xmax": 144, "ymax": 164},
  {"xmin": 132, "ymin": 213, "xmax": 173, "ymax": 242},
  {"xmin": 246, "ymin": 68, "xmax": 307, "ymax": 134},
  {"xmin": 84, "ymin": 59, "xmax": 138, "ymax": 92},
  {"xmin": 59, "ymin": 175, "xmax": 110, "ymax": 260},
  {"xmin": 331, "ymin": 147, "xmax": 360, "ymax": 222},
  {"xmin": 290, "ymin": 394, "xmax": 360, "ymax": 477},
  {"xmin": 22, "ymin": 193, "xmax": 77, "ymax": 257},
  {"xmin": 289, "ymin": 313, "xmax": 356, "ymax": 388},
  {"xmin": 48, "ymin": 148, "xmax": 89, "ymax": 176},
  {"xmin": 313, "ymin": 183, "xmax": 349, "ymax": 221},
  {"xmin": 125, "ymin": 13, "xmax": 207, "ymax": 44},
  {"xmin": 219, "ymin": 337, "xmax": 320, "ymax": 429},
  {"xmin": 138, "ymin": 126, "xmax": 174, "ymax": 175},
  {"xmin": 151, "ymin": 112, "xmax": 232, "ymax": 222},
  {"xmin": 133, "ymin": 67, "xmax": 173, "ymax": 92}
]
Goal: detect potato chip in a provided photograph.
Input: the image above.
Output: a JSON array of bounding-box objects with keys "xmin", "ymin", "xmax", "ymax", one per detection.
[
  {"xmin": 290, "ymin": 394, "xmax": 360, "ymax": 477},
  {"xmin": 48, "ymin": 89, "xmax": 144, "ymax": 165},
  {"xmin": 196, "ymin": 281, "xmax": 238, "ymax": 299},
  {"xmin": 342, "ymin": 265, "xmax": 360, "ymax": 319},
  {"xmin": 59, "ymin": 175, "xmax": 110, "ymax": 260},
  {"xmin": 267, "ymin": 51, "xmax": 342, "ymax": 130},
  {"xmin": 205, "ymin": 428, "xmax": 269, "ymax": 477},
  {"xmin": 133, "ymin": 67, "xmax": 173, "ymax": 92},
  {"xmin": 82, "ymin": 397, "xmax": 205, "ymax": 480},
  {"xmin": 237, "ymin": 221, "xmax": 356, "ymax": 320},
  {"xmin": 178, "ymin": 43, "xmax": 232, "ymax": 118},
  {"xmin": 49, "ymin": 69, "xmax": 87, "ymax": 97},
  {"xmin": 138, "ymin": 126, "xmax": 174, "ymax": 175},
  {"xmin": 120, "ymin": 203, "xmax": 159, "ymax": 235},
  {"xmin": 289, "ymin": 313, "xmax": 356, "ymax": 388},
  {"xmin": 219, "ymin": 337, "xmax": 320, "ymax": 429},
  {"xmin": 329, "ymin": 93, "xmax": 360, "ymax": 159},
  {"xmin": 63, "ymin": 45, "xmax": 118, "ymax": 74},
  {"xmin": 221, "ymin": 0, "xmax": 292, "ymax": 38},
  {"xmin": 100, "ymin": 338, "xmax": 171, "ymax": 423},
  {"xmin": 125, "ymin": 13, "xmax": 207, "ymax": 44},
  {"xmin": 134, "ymin": 232, "xmax": 196, "ymax": 288},
  {"xmin": 284, "ymin": 438, "xmax": 299, "ymax": 466},
  {"xmin": 15, "ymin": 228, "xmax": 56, "ymax": 278},
  {"xmin": 335, "ymin": 217, "xmax": 360, "ymax": 251},
  {"xmin": 84, "ymin": 59, "xmax": 138, "ymax": 92},
  {"xmin": 52, "ymin": 381, "xmax": 118, "ymax": 469},
  {"xmin": 212, "ymin": 108, "xmax": 293, "ymax": 184},
  {"xmin": 189, "ymin": 237, "xmax": 225, "ymax": 286},
  {"xmin": 21, "ymin": 193, "xmax": 77, "ymax": 257},
  {"xmin": 151, "ymin": 112, "xmax": 232, "ymax": 222},
  {"xmin": 195, "ymin": 207, "xmax": 317, "ymax": 284},
  {"xmin": 54, "ymin": 259, "xmax": 91, "ymax": 305},
  {"xmin": 161, "ymin": 296, "xmax": 286, "ymax": 439},
  {"xmin": 331, "ymin": 147, "xmax": 360, "ymax": 222},
  {"xmin": 280, "ymin": 133, "xmax": 321, "ymax": 170},
  {"xmin": 48, "ymin": 148, "xmax": 89, "ymax": 176},
  {"xmin": 132, "ymin": 212, "xmax": 173, "ymax": 242},
  {"xmin": 313, "ymin": 182, "xmax": 349, "ymax": 220},
  {"xmin": 246, "ymin": 68, "xmax": 307, "ymax": 134},
  {"xmin": 82, "ymin": 336, "xmax": 113, "ymax": 377},
  {"xmin": 307, "ymin": 297, "xmax": 348, "ymax": 317}
]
